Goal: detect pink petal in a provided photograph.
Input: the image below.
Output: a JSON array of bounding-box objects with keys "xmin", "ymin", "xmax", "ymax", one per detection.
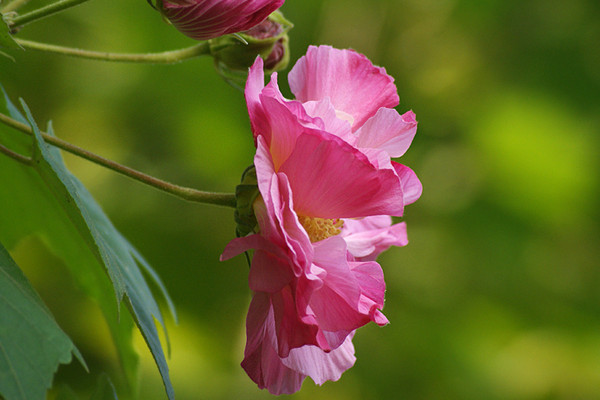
[
  {"xmin": 279, "ymin": 132, "xmax": 405, "ymax": 218},
  {"xmin": 248, "ymin": 249, "xmax": 294, "ymax": 293},
  {"xmin": 306, "ymin": 237, "xmax": 373, "ymax": 332},
  {"xmin": 393, "ymin": 162, "xmax": 423, "ymax": 205},
  {"xmin": 245, "ymin": 292, "xmax": 271, "ymax": 359},
  {"xmin": 343, "ymin": 215, "xmax": 393, "ymax": 232},
  {"xmin": 289, "ymin": 45, "xmax": 399, "ymax": 130},
  {"xmin": 247, "ymin": 61, "xmax": 325, "ymax": 151},
  {"xmin": 281, "ymin": 333, "xmax": 357, "ymax": 386},
  {"xmin": 242, "ymin": 300, "xmax": 306, "ymax": 395},
  {"xmin": 271, "ymin": 286, "xmax": 321, "ymax": 356},
  {"xmin": 342, "ymin": 218, "xmax": 408, "ymax": 260},
  {"xmin": 354, "ymin": 109, "xmax": 417, "ymax": 158},
  {"xmin": 257, "ymin": 95, "xmax": 321, "ymax": 170},
  {"xmin": 301, "ymin": 99, "xmax": 355, "ymax": 143},
  {"xmin": 245, "ymin": 57, "xmax": 270, "ymax": 140},
  {"xmin": 350, "ymin": 261, "xmax": 387, "ymax": 320},
  {"xmin": 255, "ymin": 137, "xmax": 314, "ymax": 273}
]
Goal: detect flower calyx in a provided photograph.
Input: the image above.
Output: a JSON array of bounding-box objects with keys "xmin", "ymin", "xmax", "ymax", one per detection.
[
  {"xmin": 234, "ymin": 165, "xmax": 260, "ymax": 238},
  {"xmin": 210, "ymin": 11, "xmax": 292, "ymax": 86}
]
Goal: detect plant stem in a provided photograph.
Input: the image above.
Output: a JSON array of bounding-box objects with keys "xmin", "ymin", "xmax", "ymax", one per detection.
[
  {"xmin": 9, "ymin": 0, "xmax": 92, "ymax": 29},
  {"xmin": 1, "ymin": 0, "xmax": 31, "ymax": 13},
  {"xmin": 0, "ymin": 143, "xmax": 31, "ymax": 165},
  {"xmin": 14, "ymin": 38, "xmax": 211, "ymax": 63},
  {"xmin": 0, "ymin": 112, "xmax": 237, "ymax": 208}
]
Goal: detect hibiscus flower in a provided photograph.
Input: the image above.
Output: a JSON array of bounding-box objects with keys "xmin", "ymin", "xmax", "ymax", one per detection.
[{"xmin": 222, "ymin": 46, "xmax": 421, "ymax": 394}]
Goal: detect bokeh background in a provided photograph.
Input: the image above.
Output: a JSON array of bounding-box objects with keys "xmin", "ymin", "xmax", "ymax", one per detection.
[{"xmin": 2, "ymin": 0, "xmax": 600, "ymax": 399}]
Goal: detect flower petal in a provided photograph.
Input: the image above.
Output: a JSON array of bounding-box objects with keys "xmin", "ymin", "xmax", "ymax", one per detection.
[
  {"xmin": 306, "ymin": 237, "xmax": 374, "ymax": 332},
  {"xmin": 254, "ymin": 137, "xmax": 314, "ymax": 273},
  {"xmin": 289, "ymin": 45, "xmax": 399, "ymax": 129},
  {"xmin": 355, "ymin": 109, "xmax": 417, "ymax": 158},
  {"xmin": 350, "ymin": 261, "xmax": 387, "ymax": 324},
  {"xmin": 279, "ymin": 132, "xmax": 405, "ymax": 218},
  {"xmin": 249, "ymin": 249, "xmax": 294, "ymax": 293},
  {"xmin": 301, "ymin": 99, "xmax": 354, "ymax": 143},
  {"xmin": 342, "ymin": 217, "xmax": 408, "ymax": 260},
  {"xmin": 271, "ymin": 286, "xmax": 321, "ymax": 356},
  {"xmin": 245, "ymin": 57, "xmax": 270, "ymax": 141},
  {"xmin": 242, "ymin": 299, "xmax": 306, "ymax": 395},
  {"xmin": 281, "ymin": 333, "xmax": 356, "ymax": 386},
  {"xmin": 393, "ymin": 162, "xmax": 423, "ymax": 205}
]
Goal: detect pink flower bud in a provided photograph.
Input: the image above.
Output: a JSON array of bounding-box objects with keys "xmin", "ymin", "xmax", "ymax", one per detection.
[{"xmin": 157, "ymin": 0, "xmax": 285, "ymax": 41}]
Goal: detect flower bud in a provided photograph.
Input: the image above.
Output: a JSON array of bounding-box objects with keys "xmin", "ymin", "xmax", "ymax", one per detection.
[
  {"xmin": 210, "ymin": 11, "xmax": 292, "ymax": 85},
  {"xmin": 156, "ymin": 0, "xmax": 285, "ymax": 41}
]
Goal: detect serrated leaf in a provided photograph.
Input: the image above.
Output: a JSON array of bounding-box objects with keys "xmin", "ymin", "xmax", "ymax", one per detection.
[
  {"xmin": 0, "ymin": 93, "xmax": 139, "ymax": 397},
  {"xmin": 0, "ymin": 15, "xmax": 21, "ymax": 51},
  {"xmin": 0, "ymin": 241, "xmax": 83, "ymax": 400},
  {"xmin": 0, "ymin": 88, "xmax": 176, "ymax": 399}
]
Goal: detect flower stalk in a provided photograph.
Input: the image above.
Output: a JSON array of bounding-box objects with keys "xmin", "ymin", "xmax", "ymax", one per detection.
[
  {"xmin": 8, "ymin": 0, "xmax": 92, "ymax": 29},
  {"xmin": 14, "ymin": 38, "xmax": 212, "ymax": 63},
  {"xmin": 0, "ymin": 111, "xmax": 236, "ymax": 207}
]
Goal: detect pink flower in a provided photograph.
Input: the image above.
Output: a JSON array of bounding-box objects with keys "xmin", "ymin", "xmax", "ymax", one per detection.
[
  {"xmin": 159, "ymin": 0, "xmax": 285, "ymax": 41},
  {"xmin": 221, "ymin": 46, "xmax": 421, "ymax": 394}
]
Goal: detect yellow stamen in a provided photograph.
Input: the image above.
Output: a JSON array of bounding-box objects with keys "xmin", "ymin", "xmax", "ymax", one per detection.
[{"xmin": 297, "ymin": 215, "xmax": 344, "ymax": 243}]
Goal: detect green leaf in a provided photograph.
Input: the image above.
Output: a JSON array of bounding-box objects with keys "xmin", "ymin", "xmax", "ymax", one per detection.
[
  {"xmin": 0, "ymin": 241, "xmax": 83, "ymax": 400},
  {"xmin": 0, "ymin": 88, "xmax": 176, "ymax": 399},
  {"xmin": 0, "ymin": 15, "xmax": 21, "ymax": 52},
  {"xmin": 89, "ymin": 374, "xmax": 118, "ymax": 400}
]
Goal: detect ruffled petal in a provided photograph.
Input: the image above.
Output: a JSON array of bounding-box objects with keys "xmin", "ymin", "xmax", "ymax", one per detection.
[
  {"xmin": 307, "ymin": 237, "xmax": 373, "ymax": 332},
  {"xmin": 392, "ymin": 162, "xmax": 423, "ymax": 205},
  {"xmin": 248, "ymin": 249, "xmax": 294, "ymax": 293},
  {"xmin": 289, "ymin": 45, "xmax": 399, "ymax": 130},
  {"xmin": 301, "ymin": 99, "xmax": 355, "ymax": 143},
  {"xmin": 279, "ymin": 132, "xmax": 405, "ymax": 218},
  {"xmin": 254, "ymin": 137, "xmax": 314, "ymax": 273},
  {"xmin": 245, "ymin": 57, "xmax": 270, "ymax": 141},
  {"xmin": 242, "ymin": 300, "xmax": 306, "ymax": 395},
  {"xmin": 271, "ymin": 286, "xmax": 321, "ymax": 356},
  {"xmin": 281, "ymin": 333, "xmax": 356, "ymax": 386},
  {"xmin": 354, "ymin": 109, "xmax": 417, "ymax": 158},
  {"xmin": 350, "ymin": 261, "xmax": 388, "ymax": 325},
  {"xmin": 258, "ymin": 95, "xmax": 323, "ymax": 170},
  {"xmin": 342, "ymin": 217, "xmax": 408, "ymax": 260}
]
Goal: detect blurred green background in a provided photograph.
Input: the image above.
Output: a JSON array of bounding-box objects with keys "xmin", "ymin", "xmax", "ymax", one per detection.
[{"xmin": 2, "ymin": 0, "xmax": 600, "ymax": 399}]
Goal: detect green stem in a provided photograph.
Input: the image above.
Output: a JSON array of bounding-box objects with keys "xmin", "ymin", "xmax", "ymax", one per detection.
[
  {"xmin": 1, "ymin": 0, "xmax": 31, "ymax": 13},
  {"xmin": 9, "ymin": 0, "xmax": 92, "ymax": 29},
  {"xmin": 0, "ymin": 112, "xmax": 237, "ymax": 208},
  {"xmin": 14, "ymin": 38, "xmax": 211, "ymax": 63},
  {"xmin": 0, "ymin": 143, "xmax": 31, "ymax": 165}
]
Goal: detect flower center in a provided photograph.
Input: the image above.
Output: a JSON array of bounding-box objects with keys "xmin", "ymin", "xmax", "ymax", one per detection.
[{"xmin": 297, "ymin": 215, "xmax": 344, "ymax": 243}]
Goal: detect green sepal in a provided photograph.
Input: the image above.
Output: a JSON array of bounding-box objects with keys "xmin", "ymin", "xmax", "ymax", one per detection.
[
  {"xmin": 234, "ymin": 165, "xmax": 260, "ymax": 238},
  {"xmin": 210, "ymin": 10, "xmax": 292, "ymax": 86}
]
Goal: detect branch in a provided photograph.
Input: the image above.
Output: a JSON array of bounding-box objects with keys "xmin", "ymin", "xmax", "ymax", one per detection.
[
  {"xmin": 14, "ymin": 38, "xmax": 211, "ymax": 64},
  {"xmin": 0, "ymin": 112, "xmax": 237, "ymax": 208}
]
